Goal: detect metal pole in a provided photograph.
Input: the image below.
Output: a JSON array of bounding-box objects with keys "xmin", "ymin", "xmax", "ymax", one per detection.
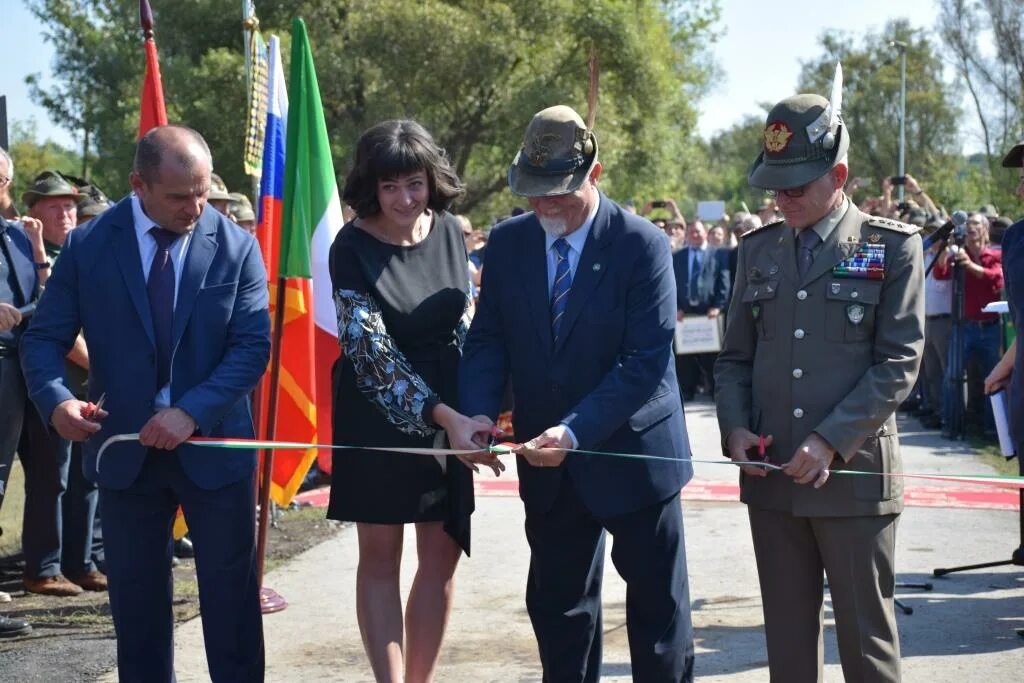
[{"xmin": 892, "ymin": 41, "xmax": 908, "ymax": 203}]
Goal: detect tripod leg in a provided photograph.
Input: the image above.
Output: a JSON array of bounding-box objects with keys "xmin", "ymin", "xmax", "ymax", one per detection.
[
  {"xmin": 894, "ymin": 598, "xmax": 913, "ymax": 615},
  {"xmin": 933, "ymin": 559, "xmax": 1013, "ymax": 577}
]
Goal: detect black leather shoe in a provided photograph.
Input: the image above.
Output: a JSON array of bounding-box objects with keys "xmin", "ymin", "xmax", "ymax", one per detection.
[
  {"xmin": 0, "ymin": 615, "xmax": 32, "ymax": 638},
  {"xmin": 173, "ymin": 536, "xmax": 195, "ymax": 559}
]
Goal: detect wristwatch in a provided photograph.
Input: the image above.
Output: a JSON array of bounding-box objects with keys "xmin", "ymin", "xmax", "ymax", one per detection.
[{"xmin": 34, "ymin": 259, "xmax": 51, "ymax": 270}]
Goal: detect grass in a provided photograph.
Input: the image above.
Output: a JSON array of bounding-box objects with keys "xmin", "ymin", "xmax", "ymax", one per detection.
[{"xmin": 967, "ymin": 437, "xmax": 1023, "ymax": 478}]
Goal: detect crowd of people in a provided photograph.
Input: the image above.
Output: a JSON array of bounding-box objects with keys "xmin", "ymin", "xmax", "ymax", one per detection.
[{"xmin": 0, "ymin": 72, "xmax": 1021, "ymax": 683}]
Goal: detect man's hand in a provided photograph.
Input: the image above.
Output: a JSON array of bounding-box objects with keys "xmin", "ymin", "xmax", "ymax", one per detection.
[
  {"xmin": 677, "ymin": 309, "xmax": 684, "ymax": 322},
  {"xmin": 784, "ymin": 432, "xmax": 836, "ymax": 488},
  {"xmin": 517, "ymin": 424, "xmax": 573, "ymax": 468},
  {"xmin": 139, "ymin": 407, "xmax": 197, "ymax": 450},
  {"xmin": 707, "ymin": 307, "xmax": 720, "ymax": 319},
  {"xmin": 985, "ymin": 361, "xmax": 1013, "ymax": 395},
  {"xmin": 51, "ymin": 399, "xmax": 107, "ymax": 441},
  {"xmin": 19, "ymin": 216, "xmax": 44, "ymax": 252},
  {"xmin": 725, "ymin": 427, "xmax": 772, "ymax": 478},
  {"xmin": 0, "ymin": 303, "xmax": 21, "ymax": 333},
  {"xmin": 446, "ymin": 412, "xmax": 505, "ymax": 476}
]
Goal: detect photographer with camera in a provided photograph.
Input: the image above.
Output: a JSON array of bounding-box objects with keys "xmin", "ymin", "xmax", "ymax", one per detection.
[{"xmin": 933, "ymin": 212, "xmax": 1004, "ymax": 436}]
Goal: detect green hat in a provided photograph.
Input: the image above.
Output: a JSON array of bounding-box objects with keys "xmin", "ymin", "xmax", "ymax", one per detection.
[
  {"xmin": 229, "ymin": 192, "xmax": 256, "ymax": 223},
  {"xmin": 507, "ymin": 105, "xmax": 598, "ymax": 197},
  {"xmin": 749, "ymin": 64, "xmax": 849, "ymax": 191},
  {"xmin": 208, "ymin": 173, "xmax": 232, "ymax": 201},
  {"xmin": 77, "ymin": 185, "xmax": 114, "ymax": 218},
  {"xmin": 748, "ymin": 94, "xmax": 849, "ymax": 191},
  {"xmin": 1002, "ymin": 142, "xmax": 1024, "ymax": 168},
  {"xmin": 21, "ymin": 170, "xmax": 82, "ymax": 208}
]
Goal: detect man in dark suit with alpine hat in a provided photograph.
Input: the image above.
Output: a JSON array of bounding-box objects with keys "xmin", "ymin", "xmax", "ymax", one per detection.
[
  {"xmin": 715, "ymin": 66, "xmax": 925, "ymax": 682},
  {"xmin": 455, "ymin": 105, "xmax": 695, "ymax": 682}
]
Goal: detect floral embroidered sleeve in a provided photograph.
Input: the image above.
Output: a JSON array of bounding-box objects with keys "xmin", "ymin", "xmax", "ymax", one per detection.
[
  {"xmin": 334, "ymin": 288, "xmax": 439, "ymax": 437},
  {"xmin": 454, "ymin": 281, "xmax": 473, "ymax": 350}
]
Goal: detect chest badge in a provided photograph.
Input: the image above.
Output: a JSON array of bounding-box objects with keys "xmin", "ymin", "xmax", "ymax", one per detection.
[{"xmin": 847, "ymin": 303, "xmax": 865, "ymax": 325}]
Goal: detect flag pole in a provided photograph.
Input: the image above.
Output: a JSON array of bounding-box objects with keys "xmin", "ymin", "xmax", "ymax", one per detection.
[{"xmin": 255, "ymin": 274, "xmax": 288, "ymax": 613}]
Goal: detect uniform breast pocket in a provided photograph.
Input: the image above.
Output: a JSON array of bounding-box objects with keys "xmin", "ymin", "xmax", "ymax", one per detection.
[
  {"xmin": 741, "ymin": 282, "xmax": 779, "ymax": 340},
  {"xmin": 825, "ymin": 280, "xmax": 881, "ymax": 343}
]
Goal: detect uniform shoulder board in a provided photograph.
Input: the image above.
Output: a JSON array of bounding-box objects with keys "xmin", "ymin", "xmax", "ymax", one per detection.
[
  {"xmin": 865, "ymin": 216, "xmax": 921, "ymax": 236},
  {"xmin": 739, "ymin": 219, "xmax": 784, "ymax": 239}
]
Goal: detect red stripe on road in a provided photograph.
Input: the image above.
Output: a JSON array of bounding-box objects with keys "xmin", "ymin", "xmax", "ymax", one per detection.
[{"xmin": 293, "ymin": 479, "xmax": 1020, "ymax": 511}]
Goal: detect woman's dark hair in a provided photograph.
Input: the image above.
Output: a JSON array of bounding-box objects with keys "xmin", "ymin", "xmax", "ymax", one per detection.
[{"xmin": 342, "ymin": 120, "xmax": 464, "ymax": 218}]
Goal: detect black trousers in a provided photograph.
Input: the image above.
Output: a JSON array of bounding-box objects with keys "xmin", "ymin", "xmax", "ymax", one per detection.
[{"xmin": 524, "ymin": 474, "xmax": 694, "ymax": 682}]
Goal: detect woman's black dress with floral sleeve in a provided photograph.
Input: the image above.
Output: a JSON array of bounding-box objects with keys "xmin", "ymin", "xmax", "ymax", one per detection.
[{"xmin": 327, "ymin": 211, "xmax": 474, "ymax": 553}]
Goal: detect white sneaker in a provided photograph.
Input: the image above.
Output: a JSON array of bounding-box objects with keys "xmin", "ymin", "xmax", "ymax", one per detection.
[{"xmin": 0, "ymin": 591, "xmax": 11, "ymax": 603}]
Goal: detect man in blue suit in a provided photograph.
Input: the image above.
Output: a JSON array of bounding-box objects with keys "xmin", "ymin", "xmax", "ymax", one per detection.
[
  {"xmin": 673, "ymin": 220, "xmax": 731, "ymax": 400},
  {"xmin": 454, "ymin": 106, "xmax": 695, "ymax": 682},
  {"xmin": 21, "ymin": 126, "xmax": 269, "ymax": 682}
]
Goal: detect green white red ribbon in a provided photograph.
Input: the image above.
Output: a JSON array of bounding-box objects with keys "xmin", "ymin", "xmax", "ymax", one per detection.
[{"xmin": 95, "ymin": 434, "xmax": 1024, "ymax": 490}]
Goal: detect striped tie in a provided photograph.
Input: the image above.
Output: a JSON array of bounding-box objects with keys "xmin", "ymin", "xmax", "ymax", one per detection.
[{"xmin": 550, "ymin": 238, "xmax": 572, "ymax": 343}]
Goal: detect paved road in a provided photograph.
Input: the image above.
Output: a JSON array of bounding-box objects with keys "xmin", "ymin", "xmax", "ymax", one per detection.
[{"xmin": 107, "ymin": 399, "xmax": 1024, "ymax": 681}]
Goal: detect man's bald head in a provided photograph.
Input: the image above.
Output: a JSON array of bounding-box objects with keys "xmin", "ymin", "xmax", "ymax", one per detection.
[{"xmin": 133, "ymin": 125, "xmax": 212, "ymax": 185}]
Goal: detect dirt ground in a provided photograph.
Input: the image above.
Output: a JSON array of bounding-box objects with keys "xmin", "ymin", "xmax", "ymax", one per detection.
[{"xmin": 0, "ymin": 502, "xmax": 342, "ymax": 683}]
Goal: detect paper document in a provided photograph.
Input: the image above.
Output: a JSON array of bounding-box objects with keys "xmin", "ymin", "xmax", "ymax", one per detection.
[
  {"xmin": 675, "ymin": 316, "xmax": 724, "ymax": 355},
  {"xmin": 989, "ymin": 390, "xmax": 1016, "ymax": 459}
]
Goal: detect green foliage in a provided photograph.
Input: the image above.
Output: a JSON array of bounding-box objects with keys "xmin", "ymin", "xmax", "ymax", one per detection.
[
  {"xmin": 7, "ymin": 120, "xmax": 82, "ymax": 211},
  {"xmin": 797, "ymin": 19, "xmax": 961, "ymax": 188},
  {"xmin": 26, "ymin": 0, "xmax": 720, "ymax": 226}
]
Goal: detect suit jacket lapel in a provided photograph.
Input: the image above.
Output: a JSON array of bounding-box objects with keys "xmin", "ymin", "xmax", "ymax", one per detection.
[
  {"xmin": 111, "ymin": 200, "xmax": 156, "ymax": 348},
  {"xmin": 553, "ymin": 197, "xmax": 613, "ymax": 354},
  {"xmin": 171, "ymin": 213, "xmax": 218, "ymax": 348},
  {"xmin": 802, "ymin": 204, "xmax": 861, "ymax": 285},
  {"xmin": 520, "ymin": 219, "xmax": 554, "ymax": 355}
]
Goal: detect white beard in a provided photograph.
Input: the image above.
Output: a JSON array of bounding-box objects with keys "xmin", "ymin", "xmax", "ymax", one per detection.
[{"xmin": 537, "ymin": 216, "xmax": 568, "ymax": 238}]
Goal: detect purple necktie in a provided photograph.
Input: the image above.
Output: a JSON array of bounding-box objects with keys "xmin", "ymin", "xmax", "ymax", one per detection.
[{"xmin": 147, "ymin": 227, "xmax": 181, "ymax": 388}]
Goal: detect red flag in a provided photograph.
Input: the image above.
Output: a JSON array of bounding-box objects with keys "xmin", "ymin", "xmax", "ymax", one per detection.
[{"xmin": 137, "ymin": 5, "xmax": 167, "ymax": 138}]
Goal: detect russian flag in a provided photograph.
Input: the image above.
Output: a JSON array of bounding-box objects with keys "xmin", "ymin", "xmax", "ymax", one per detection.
[{"xmin": 257, "ymin": 35, "xmax": 287, "ymax": 281}]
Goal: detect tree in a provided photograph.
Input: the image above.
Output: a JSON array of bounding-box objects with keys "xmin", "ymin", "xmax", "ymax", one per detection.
[
  {"xmin": 796, "ymin": 19, "xmax": 962, "ymax": 190},
  {"xmin": 26, "ymin": 0, "xmax": 721, "ymax": 227},
  {"xmin": 937, "ymin": 0, "xmax": 1024, "ymax": 208},
  {"xmin": 6, "ymin": 119, "xmax": 81, "ymax": 210}
]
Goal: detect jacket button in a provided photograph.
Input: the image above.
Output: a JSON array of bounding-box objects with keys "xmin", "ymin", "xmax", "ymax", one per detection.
[
  {"xmin": 792, "ymin": 368, "xmax": 803, "ymax": 379},
  {"xmin": 794, "ymin": 329, "xmax": 805, "ymax": 339},
  {"xmin": 793, "ymin": 408, "xmax": 804, "ymax": 418},
  {"xmin": 797, "ymin": 290, "xmax": 808, "ymax": 300}
]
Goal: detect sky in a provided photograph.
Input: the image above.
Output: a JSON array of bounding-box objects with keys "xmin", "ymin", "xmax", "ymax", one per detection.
[{"xmin": 0, "ymin": 0, "xmax": 971, "ymax": 154}]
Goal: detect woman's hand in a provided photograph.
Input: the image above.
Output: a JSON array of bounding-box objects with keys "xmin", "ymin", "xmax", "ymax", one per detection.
[{"xmin": 436, "ymin": 405, "xmax": 505, "ymax": 476}]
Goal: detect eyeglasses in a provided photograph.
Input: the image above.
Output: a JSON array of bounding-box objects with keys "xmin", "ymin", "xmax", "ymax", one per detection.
[{"xmin": 767, "ymin": 184, "xmax": 808, "ymax": 199}]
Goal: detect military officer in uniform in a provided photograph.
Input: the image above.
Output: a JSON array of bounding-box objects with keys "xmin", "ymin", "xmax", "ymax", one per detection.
[{"xmin": 714, "ymin": 72, "xmax": 925, "ymax": 683}]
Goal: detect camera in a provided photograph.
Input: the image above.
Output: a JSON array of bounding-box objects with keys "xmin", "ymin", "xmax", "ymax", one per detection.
[
  {"xmin": 651, "ymin": 200, "xmax": 666, "ymax": 209},
  {"xmin": 891, "ymin": 176, "xmax": 906, "ymax": 186}
]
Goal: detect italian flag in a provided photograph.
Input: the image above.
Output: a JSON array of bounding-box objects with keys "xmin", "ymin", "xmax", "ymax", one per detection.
[{"xmin": 265, "ymin": 18, "xmax": 343, "ymax": 505}]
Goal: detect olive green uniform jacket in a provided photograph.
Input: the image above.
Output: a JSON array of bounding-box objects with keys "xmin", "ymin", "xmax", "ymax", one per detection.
[{"xmin": 715, "ymin": 204, "xmax": 925, "ymax": 516}]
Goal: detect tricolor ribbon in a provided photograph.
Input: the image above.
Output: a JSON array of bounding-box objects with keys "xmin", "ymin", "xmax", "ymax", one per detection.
[{"xmin": 95, "ymin": 434, "xmax": 1024, "ymax": 490}]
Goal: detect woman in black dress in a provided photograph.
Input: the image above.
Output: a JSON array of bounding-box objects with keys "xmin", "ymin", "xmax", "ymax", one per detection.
[{"xmin": 329, "ymin": 120, "xmax": 498, "ymax": 682}]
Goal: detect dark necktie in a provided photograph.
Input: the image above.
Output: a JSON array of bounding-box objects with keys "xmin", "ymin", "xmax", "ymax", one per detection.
[
  {"xmin": 689, "ymin": 249, "xmax": 703, "ymax": 304},
  {"xmin": 551, "ymin": 238, "xmax": 572, "ymax": 343},
  {"xmin": 147, "ymin": 227, "xmax": 181, "ymax": 388},
  {"xmin": 797, "ymin": 229, "xmax": 821, "ymax": 280}
]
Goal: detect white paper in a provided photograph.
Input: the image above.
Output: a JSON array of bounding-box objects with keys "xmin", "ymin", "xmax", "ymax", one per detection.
[
  {"xmin": 982, "ymin": 301, "xmax": 1009, "ymax": 314},
  {"xmin": 989, "ymin": 390, "xmax": 1016, "ymax": 458},
  {"xmin": 675, "ymin": 316, "xmax": 724, "ymax": 355},
  {"xmin": 696, "ymin": 200, "xmax": 726, "ymax": 222}
]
